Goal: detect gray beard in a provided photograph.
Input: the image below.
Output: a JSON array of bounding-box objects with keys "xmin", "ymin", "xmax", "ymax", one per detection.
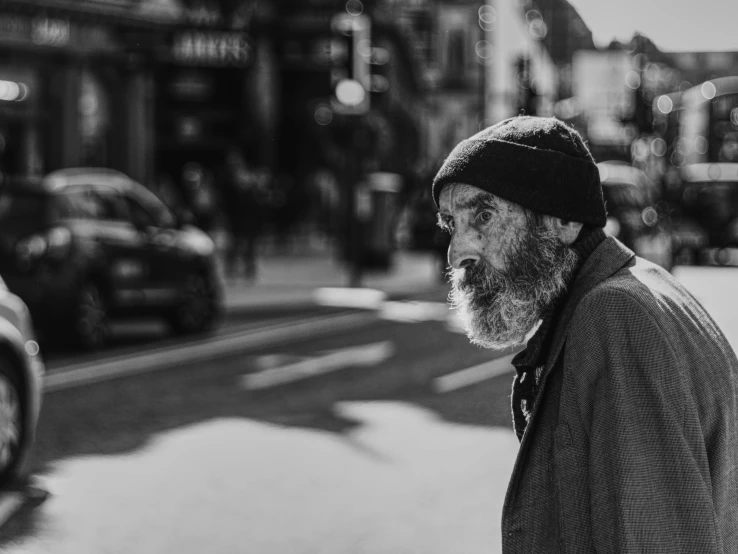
[{"xmin": 449, "ymin": 222, "xmax": 579, "ymax": 350}]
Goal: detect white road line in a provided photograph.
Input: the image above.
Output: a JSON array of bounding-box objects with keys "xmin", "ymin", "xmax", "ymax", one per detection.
[
  {"xmin": 0, "ymin": 492, "xmax": 24, "ymax": 528},
  {"xmin": 313, "ymin": 287, "xmax": 387, "ymax": 309},
  {"xmin": 46, "ymin": 313, "xmax": 330, "ymax": 371},
  {"xmin": 44, "ymin": 312, "xmax": 376, "ymax": 393},
  {"xmin": 433, "ymin": 353, "xmax": 517, "ymax": 393},
  {"xmin": 242, "ymin": 341, "xmax": 395, "ymax": 390}
]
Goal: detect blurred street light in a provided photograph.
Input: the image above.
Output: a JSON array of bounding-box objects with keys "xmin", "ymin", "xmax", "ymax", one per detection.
[
  {"xmin": 0, "ymin": 80, "xmax": 28, "ymax": 102},
  {"xmin": 345, "ymin": 0, "xmax": 364, "ymax": 16},
  {"xmin": 702, "ymin": 81, "xmax": 717, "ymax": 100},
  {"xmin": 335, "ymin": 79, "xmax": 366, "ymax": 106},
  {"xmin": 656, "ymin": 95, "xmax": 674, "ymax": 114}
]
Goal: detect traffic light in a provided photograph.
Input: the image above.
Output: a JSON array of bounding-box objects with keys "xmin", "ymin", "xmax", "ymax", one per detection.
[{"xmin": 329, "ymin": 13, "xmax": 371, "ymax": 115}]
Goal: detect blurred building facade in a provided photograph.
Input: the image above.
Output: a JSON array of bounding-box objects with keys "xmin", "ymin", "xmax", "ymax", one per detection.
[
  {"xmin": 0, "ymin": 0, "xmax": 267, "ymax": 186},
  {"xmin": 0, "ymin": 0, "xmax": 180, "ymax": 181},
  {"xmin": 4, "ymin": 0, "xmax": 734, "ymax": 257},
  {"xmin": 483, "ymin": 0, "xmax": 558, "ymax": 124}
]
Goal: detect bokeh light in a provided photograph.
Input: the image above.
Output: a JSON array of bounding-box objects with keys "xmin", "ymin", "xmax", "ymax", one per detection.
[
  {"xmin": 696, "ymin": 136, "xmax": 709, "ymax": 155},
  {"xmin": 475, "ymin": 40, "xmax": 494, "ymax": 60},
  {"xmin": 335, "ymin": 79, "xmax": 366, "ymax": 106},
  {"xmin": 657, "ymin": 95, "xmax": 674, "ymax": 114},
  {"xmin": 529, "ymin": 19, "xmax": 547, "ymax": 39},
  {"xmin": 651, "ymin": 138, "xmax": 667, "ymax": 157},
  {"xmin": 314, "ymin": 104, "xmax": 333, "ymax": 126},
  {"xmin": 701, "ymin": 81, "xmax": 717, "ymax": 100},
  {"xmin": 525, "ymin": 10, "xmax": 542, "ymax": 24},
  {"xmin": 624, "ymin": 71, "xmax": 641, "ymax": 90},
  {"xmin": 0, "ymin": 80, "xmax": 26, "ymax": 102},
  {"xmin": 478, "ymin": 5, "xmax": 496, "ymax": 31},
  {"xmin": 25, "ymin": 340, "xmax": 40, "ymax": 356},
  {"xmin": 345, "ymin": 0, "xmax": 363, "ymax": 16}
]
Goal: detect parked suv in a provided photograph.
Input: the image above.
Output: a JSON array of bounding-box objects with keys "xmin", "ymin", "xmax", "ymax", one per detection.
[{"xmin": 0, "ymin": 168, "xmax": 223, "ymax": 349}]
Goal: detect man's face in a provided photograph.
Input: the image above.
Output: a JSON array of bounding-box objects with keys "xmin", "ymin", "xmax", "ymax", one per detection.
[{"xmin": 437, "ymin": 183, "xmax": 579, "ymax": 349}]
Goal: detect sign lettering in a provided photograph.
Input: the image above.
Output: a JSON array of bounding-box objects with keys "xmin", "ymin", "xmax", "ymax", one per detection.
[
  {"xmin": 172, "ymin": 31, "xmax": 252, "ymax": 67},
  {"xmin": 31, "ymin": 17, "xmax": 70, "ymax": 47}
]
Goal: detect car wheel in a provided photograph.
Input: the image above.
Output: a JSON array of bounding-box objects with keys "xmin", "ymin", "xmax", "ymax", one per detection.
[
  {"xmin": 0, "ymin": 358, "xmax": 24, "ymax": 488},
  {"xmin": 168, "ymin": 273, "xmax": 220, "ymax": 335},
  {"xmin": 73, "ymin": 281, "xmax": 110, "ymax": 350}
]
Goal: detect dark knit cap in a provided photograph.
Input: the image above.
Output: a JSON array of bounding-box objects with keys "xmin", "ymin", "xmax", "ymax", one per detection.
[{"xmin": 432, "ymin": 116, "xmax": 606, "ymax": 227}]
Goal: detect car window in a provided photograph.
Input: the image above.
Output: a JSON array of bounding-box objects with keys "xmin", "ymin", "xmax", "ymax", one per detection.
[
  {"xmin": 92, "ymin": 187, "xmax": 129, "ymax": 222},
  {"xmin": 125, "ymin": 196, "xmax": 156, "ymax": 229},
  {"xmin": 53, "ymin": 188, "xmax": 103, "ymax": 220},
  {"xmin": 127, "ymin": 187, "xmax": 177, "ymax": 229},
  {"xmin": 53, "ymin": 186, "xmax": 128, "ymax": 222}
]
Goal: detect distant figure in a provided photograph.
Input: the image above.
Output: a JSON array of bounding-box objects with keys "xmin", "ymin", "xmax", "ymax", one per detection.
[
  {"xmin": 220, "ymin": 149, "xmax": 267, "ymax": 280},
  {"xmin": 433, "ymin": 116, "xmax": 738, "ymax": 553},
  {"xmin": 154, "ymin": 173, "xmax": 190, "ymax": 224},
  {"xmin": 182, "ymin": 162, "xmax": 219, "ymax": 233}
]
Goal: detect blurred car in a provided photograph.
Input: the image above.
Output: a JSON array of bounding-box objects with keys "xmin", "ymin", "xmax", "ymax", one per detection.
[
  {"xmin": 671, "ymin": 163, "xmax": 738, "ymax": 267},
  {"xmin": 0, "ymin": 275, "xmax": 44, "ymax": 489},
  {"xmin": 0, "ymin": 168, "xmax": 223, "ymax": 350},
  {"xmin": 597, "ymin": 161, "xmax": 673, "ymax": 269}
]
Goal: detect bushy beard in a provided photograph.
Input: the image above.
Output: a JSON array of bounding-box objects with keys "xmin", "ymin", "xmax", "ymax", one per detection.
[{"xmin": 449, "ymin": 220, "xmax": 579, "ymax": 350}]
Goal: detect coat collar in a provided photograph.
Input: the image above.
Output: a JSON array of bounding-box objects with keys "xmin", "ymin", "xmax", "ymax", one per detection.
[
  {"xmin": 526, "ymin": 235, "xmax": 635, "ymax": 430},
  {"xmin": 502, "ymin": 236, "xmax": 636, "ymax": 511}
]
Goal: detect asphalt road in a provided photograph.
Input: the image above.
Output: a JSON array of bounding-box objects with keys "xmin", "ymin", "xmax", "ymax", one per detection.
[{"xmin": 0, "ymin": 291, "xmax": 522, "ymax": 553}]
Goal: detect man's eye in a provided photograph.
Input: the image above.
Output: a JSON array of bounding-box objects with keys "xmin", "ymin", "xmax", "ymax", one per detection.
[{"xmin": 477, "ymin": 210, "xmax": 493, "ymax": 224}]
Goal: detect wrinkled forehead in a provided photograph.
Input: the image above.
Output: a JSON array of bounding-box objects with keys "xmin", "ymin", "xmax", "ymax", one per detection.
[{"xmin": 438, "ymin": 183, "xmax": 501, "ymax": 214}]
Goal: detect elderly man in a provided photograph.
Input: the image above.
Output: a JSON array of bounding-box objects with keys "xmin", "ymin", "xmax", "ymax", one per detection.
[{"xmin": 433, "ymin": 116, "xmax": 738, "ymax": 553}]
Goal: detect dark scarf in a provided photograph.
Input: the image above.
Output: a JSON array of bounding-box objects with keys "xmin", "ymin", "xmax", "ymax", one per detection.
[{"xmin": 511, "ymin": 227, "xmax": 606, "ymax": 441}]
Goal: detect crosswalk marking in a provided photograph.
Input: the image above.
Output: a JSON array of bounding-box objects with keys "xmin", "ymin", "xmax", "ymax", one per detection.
[
  {"xmin": 241, "ymin": 341, "xmax": 395, "ymax": 390},
  {"xmin": 45, "ymin": 312, "xmax": 375, "ymax": 393},
  {"xmin": 433, "ymin": 353, "xmax": 517, "ymax": 393}
]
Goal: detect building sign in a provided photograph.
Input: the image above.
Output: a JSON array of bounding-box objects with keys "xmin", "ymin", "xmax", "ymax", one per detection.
[
  {"xmin": 0, "ymin": 14, "xmax": 69, "ymax": 47},
  {"xmin": 31, "ymin": 16, "xmax": 70, "ymax": 47},
  {"xmin": 172, "ymin": 31, "xmax": 252, "ymax": 67}
]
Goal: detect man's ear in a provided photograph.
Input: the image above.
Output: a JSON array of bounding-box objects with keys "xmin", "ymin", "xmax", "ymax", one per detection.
[{"xmin": 551, "ymin": 218, "xmax": 583, "ymax": 246}]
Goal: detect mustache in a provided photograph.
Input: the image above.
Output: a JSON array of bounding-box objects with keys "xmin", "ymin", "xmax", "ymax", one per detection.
[{"xmin": 449, "ymin": 260, "xmax": 501, "ymax": 296}]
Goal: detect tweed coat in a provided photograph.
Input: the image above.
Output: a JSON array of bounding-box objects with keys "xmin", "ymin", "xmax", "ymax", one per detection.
[{"xmin": 501, "ymin": 236, "xmax": 738, "ymax": 553}]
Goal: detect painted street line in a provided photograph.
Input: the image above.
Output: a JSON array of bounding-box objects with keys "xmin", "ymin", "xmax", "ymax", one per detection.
[
  {"xmin": 241, "ymin": 340, "xmax": 395, "ymax": 390},
  {"xmin": 433, "ymin": 353, "xmax": 517, "ymax": 394},
  {"xmin": 379, "ymin": 301, "xmax": 450, "ymax": 322},
  {"xmin": 44, "ymin": 312, "xmax": 376, "ymax": 394},
  {"xmin": 445, "ymin": 310, "xmax": 467, "ymax": 334},
  {"xmin": 46, "ymin": 312, "xmax": 329, "ymax": 372},
  {"xmin": 0, "ymin": 492, "xmax": 24, "ymax": 529},
  {"xmin": 313, "ymin": 287, "xmax": 387, "ymax": 309}
]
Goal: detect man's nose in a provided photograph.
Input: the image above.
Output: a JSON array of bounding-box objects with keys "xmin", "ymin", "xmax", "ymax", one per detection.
[{"xmin": 448, "ymin": 232, "xmax": 481, "ymax": 270}]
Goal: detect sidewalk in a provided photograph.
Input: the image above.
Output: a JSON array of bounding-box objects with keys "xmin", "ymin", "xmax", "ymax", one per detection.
[{"xmin": 221, "ymin": 249, "xmax": 449, "ymax": 312}]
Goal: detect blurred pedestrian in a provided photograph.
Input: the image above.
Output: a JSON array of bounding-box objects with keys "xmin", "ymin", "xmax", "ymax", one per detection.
[
  {"xmin": 154, "ymin": 173, "xmax": 191, "ymax": 224},
  {"xmin": 433, "ymin": 116, "xmax": 738, "ymax": 553},
  {"xmin": 220, "ymin": 148, "xmax": 267, "ymax": 280},
  {"xmin": 182, "ymin": 162, "xmax": 219, "ymax": 233}
]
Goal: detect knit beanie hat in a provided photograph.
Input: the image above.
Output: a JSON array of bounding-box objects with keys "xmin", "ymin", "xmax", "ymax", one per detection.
[{"xmin": 432, "ymin": 116, "xmax": 606, "ymax": 227}]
